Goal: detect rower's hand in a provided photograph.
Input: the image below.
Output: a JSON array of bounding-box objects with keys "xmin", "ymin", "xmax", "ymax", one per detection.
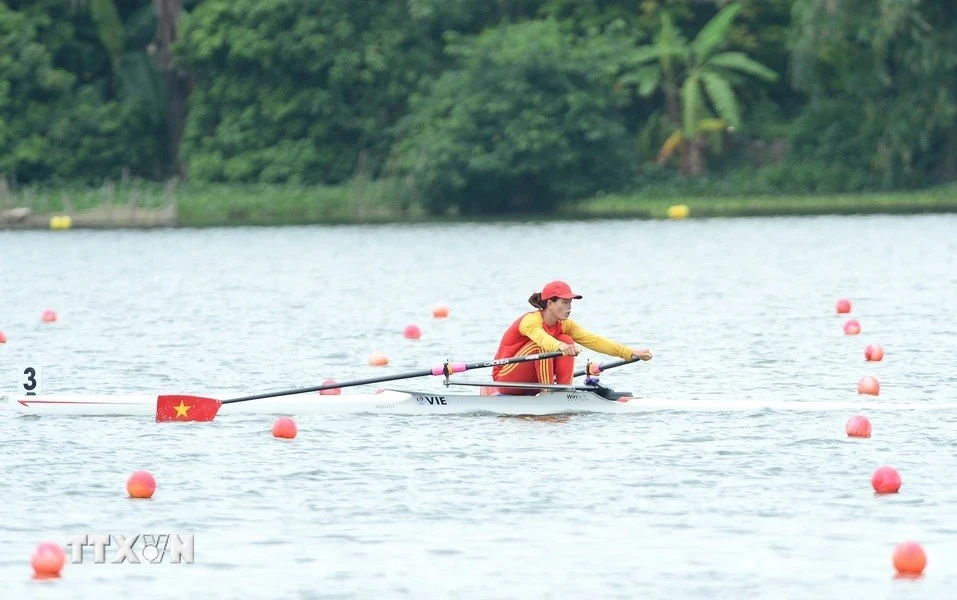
[
  {"xmin": 559, "ymin": 342, "xmax": 581, "ymax": 356},
  {"xmin": 632, "ymin": 349, "xmax": 653, "ymax": 361}
]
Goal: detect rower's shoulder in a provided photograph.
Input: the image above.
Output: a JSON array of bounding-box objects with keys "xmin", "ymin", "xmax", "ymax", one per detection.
[{"xmin": 517, "ymin": 310, "xmax": 544, "ymax": 329}]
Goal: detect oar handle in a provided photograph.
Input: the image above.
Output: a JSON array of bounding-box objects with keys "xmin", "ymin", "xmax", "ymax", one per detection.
[
  {"xmin": 221, "ymin": 351, "xmax": 564, "ymax": 405},
  {"xmin": 573, "ymin": 356, "xmax": 640, "ymax": 378},
  {"xmin": 460, "ymin": 351, "xmax": 565, "ymax": 372}
]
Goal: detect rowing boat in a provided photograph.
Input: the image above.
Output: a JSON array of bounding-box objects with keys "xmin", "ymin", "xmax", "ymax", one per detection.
[
  {"xmin": 5, "ymin": 351, "xmax": 653, "ymax": 420},
  {"xmin": 1, "ymin": 388, "xmax": 634, "ymax": 416},
  {"xmin": 1, "ymin": 387, "xmax": 643, "ymax": 417},
  {"xmin": 1, "ymin": 387, "xmax": 947, "ymax": 417},
  {"xmin": 5, "ymin": 353, "xmax": 947, "ymax": 420}
]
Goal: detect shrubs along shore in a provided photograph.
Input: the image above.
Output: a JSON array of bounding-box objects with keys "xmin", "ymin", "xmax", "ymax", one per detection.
[{"xmin": 2, "ymin": 181, "xmax": 956, "ymax": 229}]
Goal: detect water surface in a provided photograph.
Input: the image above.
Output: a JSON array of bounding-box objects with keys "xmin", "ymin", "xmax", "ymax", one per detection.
[{"xmin": 1, "ymin": 215, "xmax": 955, "ymax": 598}]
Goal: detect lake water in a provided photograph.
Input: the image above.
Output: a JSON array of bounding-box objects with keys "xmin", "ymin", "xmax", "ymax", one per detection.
[{"xmin": 1, "ymin": 215, "xmax": 956, "ymax": 598}]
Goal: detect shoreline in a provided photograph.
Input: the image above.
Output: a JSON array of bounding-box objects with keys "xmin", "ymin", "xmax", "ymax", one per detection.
[{"xmin": 2, "ymin": 183, "xmax": 955, "ymax": 229}]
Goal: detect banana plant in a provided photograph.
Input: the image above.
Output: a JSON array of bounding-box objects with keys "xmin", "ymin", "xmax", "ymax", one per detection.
[
  {"xmin": 621, "ymin": 3, "xmax": 777, "ymax": 175},
  {"xmin": 77, "ymin": 0, "xmax": 165, "ymax": 118}
]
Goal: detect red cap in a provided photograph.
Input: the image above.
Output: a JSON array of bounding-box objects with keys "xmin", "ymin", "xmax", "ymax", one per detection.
[{"xmin": 541, "ymin": 280, "xmax": 582, "ymax": 300}]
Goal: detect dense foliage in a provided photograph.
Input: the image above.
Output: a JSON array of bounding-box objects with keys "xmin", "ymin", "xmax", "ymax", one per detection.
[
  {"xmin": 0, "ymin": 0, "xmax": 165, "ymax": 184},
  {"xmin": 391, "ymin": 20, "xmax": 636, "ymax": 214},
  {"xmin": 1, "ymin": 0, "xmax": 955, "ymax": 213}
]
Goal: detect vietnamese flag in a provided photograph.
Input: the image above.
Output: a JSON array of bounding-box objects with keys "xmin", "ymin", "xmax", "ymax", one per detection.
[{"xmin": 156, "ymin": 395, "xmax": 222, "ymax": 422}]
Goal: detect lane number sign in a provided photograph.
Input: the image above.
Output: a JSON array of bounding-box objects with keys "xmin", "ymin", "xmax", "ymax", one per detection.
[{"xmin": 20, "ymin": 365, "xmax": 43, "ymax": 395}]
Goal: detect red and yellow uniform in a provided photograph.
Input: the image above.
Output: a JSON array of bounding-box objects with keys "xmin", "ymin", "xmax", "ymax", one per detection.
[{"xmin": 491, "ymin": 310, "xmax": 637, "ymax": 395}]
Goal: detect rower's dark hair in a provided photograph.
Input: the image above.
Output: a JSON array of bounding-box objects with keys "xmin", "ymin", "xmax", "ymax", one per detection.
[{"xmin": 529, "ymin": 293, "xmax": 550, "ymax": 310}]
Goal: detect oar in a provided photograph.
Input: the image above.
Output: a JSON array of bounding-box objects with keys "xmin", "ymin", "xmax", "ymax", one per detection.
[
  {"xmin": 155, "ymin": 351, "xmax": 565, "ymax": 422},
  {"xmin": 573, "ymin": 356, "xmax": 641, "ymax": 378}
]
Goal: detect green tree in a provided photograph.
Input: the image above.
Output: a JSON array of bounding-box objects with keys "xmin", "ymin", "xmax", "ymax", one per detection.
[
  {"xmin": 789, "ymin": 0, "xmax": 957, "ymax": 188},
  {"xmin": 392, "ymin": 19, "xmax": 635, "ymax": 215},
  {"xmin": 86, "ymin": 0, "xmax": 170, "ymax": 164},
  {"xmin": 1, "ymin": 1, "xmax": 167, "ymax": 184},
  {"xmin": 622, "ymin": 3, "xmax": 777, "ymax": 176},
  {"xmin": 173, "ymin": 0, "xmax": 448, "ymax": 185},
  {"xmin": 0, "ymin": 4, "xmax": 75, "ymax": 183},
  {"xmin": 723, "ymin": 0, "xmax": 794, "ymax": 112}
]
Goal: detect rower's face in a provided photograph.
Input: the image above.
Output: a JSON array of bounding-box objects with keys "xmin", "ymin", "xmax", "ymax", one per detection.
[{"xmin": 548, "ymin": 298, "xmax": 573, "ymax": 320}]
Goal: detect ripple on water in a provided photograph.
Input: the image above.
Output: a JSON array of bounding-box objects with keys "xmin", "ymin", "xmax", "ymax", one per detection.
[{"xmin": 1, "ymin": 216, "xmax": 956, "ymax": 597}]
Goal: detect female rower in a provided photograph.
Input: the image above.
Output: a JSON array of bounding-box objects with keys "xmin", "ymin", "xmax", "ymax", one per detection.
[{"xmin": 490, "ymin": 280, "xmax": 652, "ymax": 395}]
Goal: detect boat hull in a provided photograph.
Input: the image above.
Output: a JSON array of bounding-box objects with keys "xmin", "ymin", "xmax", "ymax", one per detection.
[
  {"xmin": 1, "ymin": 389, "xmax": 646, "ymax": 417},
  {"xmin": 1, "ymin": 390, "xmax": 947, "ymax": 417}
]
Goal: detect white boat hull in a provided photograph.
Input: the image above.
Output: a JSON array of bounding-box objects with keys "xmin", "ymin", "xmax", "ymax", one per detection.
[
  {"xmin": 1, "ymin": 390, "xmax": 644, "ymax": 417},
  {"xmin": 0, "ymin": 390, "xmax": 948, "ymax": 417}
]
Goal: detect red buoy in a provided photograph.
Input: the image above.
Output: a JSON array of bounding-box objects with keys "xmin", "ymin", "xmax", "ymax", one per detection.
[
  {"xmin": 893, "ymin": 541, "xmax": 926, "ymax": 576},
  {"xmin": 31, "ymin": 542, "xmax": 66, "ymax": 578},
  {"xmin": 857, "ymin": 376, "xmax": 880, "ymax": 395},
  {"xmin": 865, "ymin": 344, "xmax": 884, "ymax": 361},
  {"xmin": 872, "ymin": 465, "xmax": 901, "ymax": 494},
  {"xmin": 845, "ymin": 415, "xmax": 872, "ymax": 438},
  {"xmin": 368, "ymin": 351, "xmax": 389, "ymax": 367},
  {"xmin": 127, "ymin": 470, "xmax": 156, "ymax": 499},
  {"xmin": 272, "ymin": 416, "xmax": 297, "ymax": 439},
  {"xmin": 843, "ymin": 319, "xmax": 861, "ymax": 335},
  {"xmin": 319, "ymin": 378, "xmax": 341, "ymax": 395}
]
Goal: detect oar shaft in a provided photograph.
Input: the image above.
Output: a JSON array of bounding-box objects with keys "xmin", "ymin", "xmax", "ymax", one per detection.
[
  {"xmin": 221, "ymin": 351, "xmax": 564, "ymax": 405},
  {"xmin": 573, "ymin": 357, "xmax": 639, "ymax": 377}
]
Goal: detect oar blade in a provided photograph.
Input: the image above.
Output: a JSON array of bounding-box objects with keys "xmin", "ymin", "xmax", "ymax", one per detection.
[{"xmin": 156, "ymin": 394, "xmax": 222, "ymax": 422}]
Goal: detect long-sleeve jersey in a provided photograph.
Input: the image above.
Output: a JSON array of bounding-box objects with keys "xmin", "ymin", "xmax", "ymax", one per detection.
[{"xmin": 492, "ymin": 310, "xmax": 636, "ymax": 378}]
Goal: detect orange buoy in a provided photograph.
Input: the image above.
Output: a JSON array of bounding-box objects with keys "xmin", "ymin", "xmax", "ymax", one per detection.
[
  {"xmin": 127, "ymin": 470, "xmax": 156, "ymax": 499},
  {"xmin": 272, "ymin": 416, "xmax": 297, "ymax": 439},
  {"xmin": 41, "ymin": 310, "xmax": 57, "ymax": 323},
  {"xmin": 319, "ymin": 378, "xmax": 341, "ymax": 395},
  {"xmin": 403, "ymin": 324, "xmax": 421, "ymax": 339},
  {"xmin": 893, "ymin": 541, "xmax": 926, "ymax": 576},
  {"xmin": 432, "ymin": 303, "xmax": 449, "ymax": 318},
  {"xmin": 31, "ymin": 541, "xmax": 66, "ymax": 578},
  {"xmin": 845, "ymin": 415, "xmax": 872, "ymax": 438},
  {"xmin": 836, "ymin": 298, "xmax": 852, "ymax": 314},
  {"xmin": 843, "ymin": 319, "xmax": 861, "ymax": 335},
  {"xmin": 858, "ymin": 375, "xmax": 880, "ymax": 395},
  {"xmin": 368, "ymin": 351, "xmax": 389, "ymax": 367},
  {"xmin": 865, "ymin": 344, "xmax": 884, "ymax": 361},
  {"xmin": 0, "ymin": 330, "xmax": 6, "ymax": 344},
  {"xmin": 872, "ymin": 465, "xmax": 901, "ymax": 494}
]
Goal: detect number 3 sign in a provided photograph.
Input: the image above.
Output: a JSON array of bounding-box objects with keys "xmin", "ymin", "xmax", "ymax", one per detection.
[{"xmin": 20, "ymin": 366, "xmax": 43, "ymax": 395}]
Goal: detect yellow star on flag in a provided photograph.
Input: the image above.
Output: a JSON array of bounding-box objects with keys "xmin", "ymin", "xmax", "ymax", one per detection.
[{"xmin": 174, "ymin": 400, "xmax": 191, "ymax": 418}]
